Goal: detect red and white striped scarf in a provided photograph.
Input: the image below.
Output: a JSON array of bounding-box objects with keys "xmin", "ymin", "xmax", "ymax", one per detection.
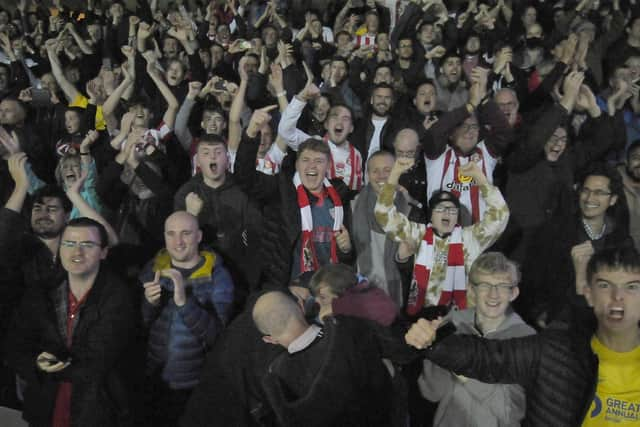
[
  {"xmin": 406, "ymin": 225, "xmax": 467, "ymax": 316},
  {"xmin": 323, "ymin": 134, "xmax": 363, "ymax": 191},
  {"xmin": 293, "ymin": 172, "xmax": 344, "ymax": 273}
]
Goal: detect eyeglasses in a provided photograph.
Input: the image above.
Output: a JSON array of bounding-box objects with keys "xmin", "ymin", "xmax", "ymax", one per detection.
[
  {"xmin": 473, "ymin": 282, "xmax": 516, "ymax": 294},
  {"xmin": 459, "ymin": 123, "xmax": 480, "ymax": 133},
  {"xmin": 594, "ymin": 281, "xmax": 640, "ymax": 295},
  {"xmin": 580, "ymin": 187, "xmax": 612, "ymax": 198},
  {"xmin": 60, "ymin": 240, "xmax": 101, "ymax": 250},
  {"xmin": 432, "ymin": 206, "xmax": 459, "ymax": 214},
  {"xmin": 395, "ymin": 149, "xmax": 416, "ymax": 159}
]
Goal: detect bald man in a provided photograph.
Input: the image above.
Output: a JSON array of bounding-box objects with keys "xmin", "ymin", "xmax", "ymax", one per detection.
[
  {"xmin": 255, "ymin": 290, "xmax": 394, "ymax": 427},
  {"xmin": 139, "ymin": 211, "xmax": 234, "ymax": 427}
]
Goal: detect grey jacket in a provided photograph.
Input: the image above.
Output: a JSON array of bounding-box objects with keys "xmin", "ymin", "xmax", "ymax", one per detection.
[{"xmin": 418, "ymin": 308, "xmax": 535, "ymax": 427}]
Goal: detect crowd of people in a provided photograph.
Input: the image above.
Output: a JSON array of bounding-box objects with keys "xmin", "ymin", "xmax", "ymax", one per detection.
[{"xmin": 0, "ymin": 0, "xmax": 639, "ymax": 426}]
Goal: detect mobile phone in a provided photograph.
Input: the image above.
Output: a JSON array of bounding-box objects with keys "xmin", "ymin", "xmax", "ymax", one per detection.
[{"xmin": 214, "ymin": 80, "xmax": 226, "ymax": 90}]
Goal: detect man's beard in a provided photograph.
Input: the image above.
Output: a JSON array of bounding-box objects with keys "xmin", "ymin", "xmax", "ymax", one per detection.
[
  {"xmin": 33, "ymin": 222, "xmax": 62, "ymax": 239},
  {"xmin": 626, "ymin": 164, "xmax": 640, "ymax": 183}
]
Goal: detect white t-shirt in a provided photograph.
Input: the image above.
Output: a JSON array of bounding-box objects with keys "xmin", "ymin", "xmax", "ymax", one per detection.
[{"xmin": 367, "ymin": 117, "xmax": 388, "ymax": 160}]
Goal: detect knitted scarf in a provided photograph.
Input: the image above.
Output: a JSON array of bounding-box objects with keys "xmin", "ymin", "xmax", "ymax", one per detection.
[
  {"xmin": 406, "ymin": 225, "xmax": 467, "ymax": 316},
  {"xmin": 293, "ymin": 172, "xmax": 344, "ymax": 273},
  {"xmin": 323, "ymin": 134, "xmax": 363, "ymax": 191}
]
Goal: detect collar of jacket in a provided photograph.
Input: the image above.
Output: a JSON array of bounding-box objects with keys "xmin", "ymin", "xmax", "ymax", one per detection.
[{"xmin": 152, "ymin": 249, "xmax": 216, "ymax": 280}]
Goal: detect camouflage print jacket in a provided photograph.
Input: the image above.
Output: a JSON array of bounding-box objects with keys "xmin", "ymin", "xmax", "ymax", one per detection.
[{"xmin": 374, "ymin": 182, "xmax": 509, "ymax": 306}]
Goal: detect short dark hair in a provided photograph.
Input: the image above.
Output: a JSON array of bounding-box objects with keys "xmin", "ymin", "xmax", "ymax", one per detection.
[
  {"xmin": 196, "ymin": 134, "xmax": 226, "ymax": 150},
  {"xmin": 309, "ymin": 264, "xmax": 358, "ymax": 297},
  {"xmin": 298, "ymin": 138, "xmax": 330, "ymax": 160},
  {"xmin": 587, "ymin": 246, "xmax": 640, "ymax": 284},
  {"xmin": 31, "ymin": 185, "xmax": 72, "ymax": 213},
  {"xmin": 428, "ymin": 190, "xmax": 460, "ymax": 214},
  {"xmin": 371, "ymin": 82, "xmax": 395, "ymax": 95},
  {"xmin": 366, "ymin": 150, "xmax": 394, "ymax": 169},
  {"xmin": 331, "ymin": 56, "xmax": 349, "ymax": 70},
  {"xmin": 64, "ymin": 217, "xmax": 109, "ymax": 248}
]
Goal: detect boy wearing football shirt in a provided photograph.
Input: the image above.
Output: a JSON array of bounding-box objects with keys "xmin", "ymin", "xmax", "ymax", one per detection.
[{"xmin": 405, "ymin": 246, "xmax": 640, "ymax": 427}]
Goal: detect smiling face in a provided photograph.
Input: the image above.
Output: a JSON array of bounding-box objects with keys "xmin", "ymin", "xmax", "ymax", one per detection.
[
  {"xmin": 544, "ymin": 127, "xmax": 567, "ymax": 162},
  {"xmin": 579, "ymin": 175, "xmax": 618, "ymax": 222},
  {"xmin": 60, "ymin": 225, "xmax": 107, "ymax": 278},
  {"xmin": 324, "ymin": 105, "xmax": 353, "ymax": 145},
  {"xmin": 441, "ymin": 56, "xmax": 462, "ymax": 84},
  {"xmin": 367, "ymin": 152, "xmax": 394, "ymax": 194},
  {"xmin": 31, "ymin": 197, "xmax": 68, "ymax": 239},
  {"xmin": 584, "ymin": 268, "xmax": 640, "ymax": 340},
  {"xmin": 370, "ymin": 87, "xmax": 393, "ymax": 117},
  {"xmin": 414, "ymin": 82, "xmax": 437, "ymax": 115},
  {"xmin": 469, "ymin": 271, "xmax": 518, "ymax": 324},
  {"xmin": 201, "ymin": 110, "xmax": 226, "ymax": 135},
  {"xmin": 197, "ymin": 141, "xmax": 228, "ymax": 188},
  {"xmin": 164, "ymin": 212, "xmax": 202, "ymax": 267},
  {"xmin": 451, "ymin": 116, "xmax": 479, "ymax": 154},
  {"xmin": 627, "ymin": 146, "xmax": 640, "ymax": 182},
  {"xmin": 430, "ymin": 200, "xmax": 459, "ymax": 235},
  {"xmin": 296, "ymin": 148, "xmax": 330, "ymax": 194},
  {"xmin": 59, "ymin": 156, "xmax": 81, "ymax": 188}
]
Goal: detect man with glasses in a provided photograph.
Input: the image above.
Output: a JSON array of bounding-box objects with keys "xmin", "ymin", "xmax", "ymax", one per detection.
[
  {"xmin": 375, "ymin": 157, "xmax": 509, "ymax": 316},
  {"xmin": 417, "ymin": 252, "xmax": 535, "ymax": 426},
  {"xmin": 406, "ymin": 246, "xmax": 640, "ymax": 427},
  {"xmin": 5, "ymin": 218, "xmax": 135, "ymax": 426},
  {"xmin": 519, "ymin": 163, "xmax": 633, "ymax": 327},
  {"xmin": 424, "ymin": 66, "xmax": 513, "ymax": 225}
]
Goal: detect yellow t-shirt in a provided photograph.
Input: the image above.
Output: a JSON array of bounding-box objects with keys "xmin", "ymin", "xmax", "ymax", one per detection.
[
  {"xmin": 69, "ymin": 94, "xmax": 106, "ymax": 131},
  {"xmin": 582, "ymin": 336, "xmax": 640, "ymax": 426}
]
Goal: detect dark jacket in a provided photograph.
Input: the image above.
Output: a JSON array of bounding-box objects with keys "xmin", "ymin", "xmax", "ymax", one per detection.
[
  {"xmin": 234, "ymin": 131, "xmax": 355, "ymax": 290},
  {"xmin": 180, "ymin": 292, "xmax": 285, "ymax": 427},
  {"xmin": 424, "ymin": 302, "xmax": 600, "ymax": 427},
  {"xmin": 351, "ymin": 113, "xmax": 402, "ymax": 165},
  {"xmin": 262, "ymin": 315, "xmax": 393, "ymax": 427},
  {"xmin": 4, "ymin": 268, "xmax": 136, "ymax": 427},
  {"xmin": 174, "ymin": 174, "xmax": 263, "ymax": 291},
  {"xmin": 140, "ymin": 249, "xmax": 234, "ymax": 390},
  {"xmin": 0, "ymin": 208, "xmax": 65, "ymax": 345}
]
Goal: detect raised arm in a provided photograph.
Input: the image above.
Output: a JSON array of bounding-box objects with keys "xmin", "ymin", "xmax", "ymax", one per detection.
[
  {"xmin": 65, "ymin": 22, "xmax": 94, "ymax": 55},
  {"xmin": 45, "ymin": 39, "xmax": 80, "ymax": 103},
  {"xmin": 277, "ymin": 82, "xmax": 317, "ymax": 150},
  {"xmin": 65, "ymin": 169, "xmax": 119, "ymax": 247},
  {"xmin": 143, "ymin": 51, "xmax": 179, "ymax": 129},
  {"xmin": 228, "ymin": 56, "xmax": 250, "ymax": 153},
  {"xmin": 374, "ymin": 158, "xmax": 426, "ymax": 250}
]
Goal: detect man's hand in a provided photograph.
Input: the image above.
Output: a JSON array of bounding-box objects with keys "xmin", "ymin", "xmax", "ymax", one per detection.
[
  {"xmin": 459, "ymin": 160, "xmax": 488, "ymax": 186},
  {"xmin": 187, "ymin": 81, "xmax": 203, "ymax": 100},
  {"xmin": 576, "ymin": 84, "xmax": 601, "ymax": 117},
  {"xmin": 296, "ymin": 82, "xmax": 321, "ymax": 103},
  {"xmin": 7, "ymin": 152, "xmax": 28, "ymax": 189},
  {"xmin": 0, "ymin": 127, "xmax": 21, "ymax": 156},
  {"xmin": 425, "ymin": 45, "xmax": 446, "ymax": 61},
  {"xmin": 80, "ymin": 130, "xmax": 99, "ymax": 151},
  {"xmin": 493, "ymin": 47, "xmax": 512, "ymax": 74},
  {"xmin": 67, "ymin": 168, "xmax": 88, "ymax": 195},
  {"xmin": 36, "ymin": 352, "xmax": 70, "ymax": 373},
  {"xmin": 388, "ymin": 157, "xmax": 415, "ymax": 185},
  {"xmin": 335, "ymin": 224, "xmax": 352, "ymax": 253},
  {"xmin": 571, "ymin": 241, "xmax": 594, "ymax": 267},
  {"xmin": 137, "ymin": 22, "xmax": 153, "ymax": 40},
  {"xmin": 143, "ymin": 271, "xmax": 162, "ymax": 306},
  {"xmin": 162, "ymin": 268, "xmax": 187, "ymax": 307},
  {"xmin": 560, "ymin": 71, "xmax": 584, "ymax": 112},
  {"xmin": 405, "ymin": 317, "xmax": 443, "ymax": 349},
  {"xmin": 247, "ymin": 105, "xmax": 277, "ymax": 138},
  {"xmin": 185, "ymin": 192, "xmax": 203, "ymax": 216}
]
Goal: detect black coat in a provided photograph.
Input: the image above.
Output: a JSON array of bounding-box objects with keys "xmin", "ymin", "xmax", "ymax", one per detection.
[
  {"xmin": 425, "ymin": 301, "xmax": 599, "ymax": 427},
  {"xmin": 262, "ymin": 316, "xmax": 393, "ymax": 427},
  {"xmin": 4, "ymin": 268, "xmax": 136, "ymax": 427},
  {"xmin": 234, "ymin": 131, "xmax": 355, "ymax": 290}
]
